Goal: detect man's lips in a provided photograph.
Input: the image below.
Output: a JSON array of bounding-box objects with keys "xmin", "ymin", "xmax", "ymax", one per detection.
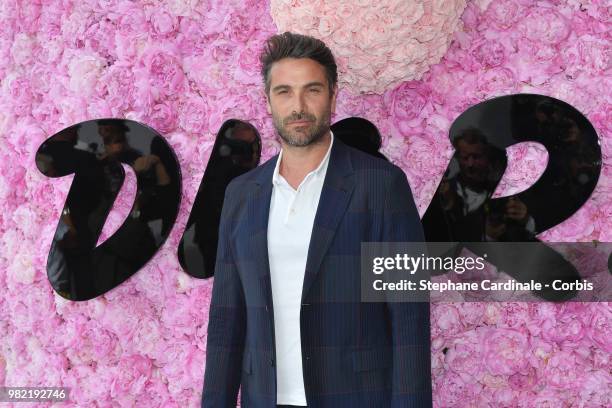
[{"xmin": 287, "ymin": 120, "xmax": 313, "ymax": 125}]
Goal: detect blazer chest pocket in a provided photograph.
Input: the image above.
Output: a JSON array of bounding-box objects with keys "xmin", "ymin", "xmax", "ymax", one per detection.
[
  {"xmin": 242, "ymin": 351, "xmax": 252, "ymax": 375},
  {"xmin": 351, "ymin": 348, "xmax": 392, "ymax": 372}
]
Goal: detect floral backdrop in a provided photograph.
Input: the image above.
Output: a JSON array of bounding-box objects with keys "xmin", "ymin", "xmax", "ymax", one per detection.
[{"xmin": 0, "ymin": 0, "xmax": 610, "ymax": 407}]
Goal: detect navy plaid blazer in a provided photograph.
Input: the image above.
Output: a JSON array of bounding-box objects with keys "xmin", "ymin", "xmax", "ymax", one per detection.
[{"xmin": 202, "ymin": 138, "xmax": 432, "ymax": 408}]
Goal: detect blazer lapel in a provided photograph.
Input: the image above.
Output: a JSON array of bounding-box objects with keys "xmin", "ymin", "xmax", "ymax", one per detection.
[
  {"xmin": 249, "ymin": 141, "xmax": 356, "ymax": 306},
  {"xmin": 302, "ymin": 140, "xmax": 355, "ymax": 303},
  {"xmin": 249, "ymin": 156, "xmax": 277, "ymax": 311}
]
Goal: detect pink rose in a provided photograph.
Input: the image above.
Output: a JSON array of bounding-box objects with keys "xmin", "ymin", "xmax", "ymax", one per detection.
[
  {"xmin": 498, "ymin": 302, "xmax": 530, "ymax": 328},
  {"xmin": 210, "ymin": 38, "xmax": 238, "ymax": 66},
  {"xmin": 586, "ymin": 303, "xmax": 612, "ymax": 353},
  {"xmin": 445, "ymin": 329, "xmax": 483, "ymax": 377},
  {"xmin": 562, "ymin": 37, "xmax": 609, "ymax": 78},
  {"xmin": 331, "ymin": 26, "xmax": 353, "ymax": 49},
  {"xmin": 434, "ymin": 371, "xmax": 483, "ymax": 407},
  {"xmin": 234, "ymin": 42, "xmax": 263, "ymax": 85},
  {"xmin": 138, "ymin": 45, "xmax": 185, "ymax": 98},
  {"xmin": 39, "ymin": 38, "xmax": 64, "ymax": 64},
  {"xmin": 526, "ymin": 303, "xmax": 558, "ymax": 335},
  {"xmin": 61, "ymin": 11, "xmax": 92, "ymax": 46},
  {"xmin": 472, "ymin": 39, "xmax": 507, "ymax": 68},
  {"xmin": 591, "ymin": 346, "xmax": 610, "ymax": 370},
  {"xmin": 99, "ymin": 297, "xmax": 149, "ymax": 338},
  {"xmin": 131, "ymin": 317, "xmax": 162, "ymax": 358},
  {"xmin": 456, "ymin": 302, "xmax": 486, "ymax": 327},
  {"xmin": 317, "ymin": 16, "xmax": 334, "ymax": 38},
  {"xmin": 494, "ymin": 142, "xmax": 547, "ymax": 197},
  {"xmin": 531, "ymin": 389, "xmax": 568, "ymax": 407},
  {"xmin": 483, "ymin": 327, "xmax": 529, "ymax": 375},
  {"xmin": 225, "ymin": 12, "xmax": 256, "ymax": 43},
  {"xmin": 432, "ymin": 303, "xmax": 464, "ymax": 337},
  {"xmin": 518, "ymin": 39, "xmax": 559, "ymax": 69},
  {"xmin": 86, "ymin": 97, "xmax": 113, "ymax": 118},
  {"xmin": 37, "ymin": 2, "xmax": 62, "ymax": 38},
  {"xmin": 150, "ymin": 9, "xmax": 178, "ymax": 36},
  {"xmin": 145, "ymin": 102, "xmax": 178, "ymax": 134},
  {"xmin": 485, "ymin": 0, "xmax": 521, "ymax": 29},
  {"xmin": 110, "ymin": 354, "xmax": 152, "ymax": 401},
  {"xmin": 15, "ymin": 1, "xmax": 41, "ymax": 33},
  {"xmin": 544, "ymin": 349, "xmax": 587, "ymax": 389},
  {"xmin": 135, "ymin": 378, "xmax": 174, "ymax": 407},
  {"xmin": 83, "ymin": 19, "xmax": 116, "ymax": 58},
  {"xmin": 158, "ymin": 340, "xmax": 202, "ymax": 391},
  {"xmin": 508, "ymin": 366, "xmax": 537, "ymax": 391},
  {"xmin": 476, "ymin": 67, "xmax": 517, "ymax": 97},
  {"xmin": 354, "ymin": 14, "xmax": 392, "ymax": 51},
  {"xmin": 384, "ymin": 82, "xmax": 431, "ymax": 134},
  {"xmin": 579, "ymin": 369, "xmax": 612, "ymax": 407},
  {"xmin": 403, "ymin": 134, "xmax": 450, "ymax": 184},
  {"xmin": 183, "ymin": 54, "xmax": 232, "ymax": 94},
  {"xmin": 167, "ymin": 0, "xmax": 198, "ymax": 16},
  {"xmin": 490, "ymin": 388, "xmax": 520, "ymax": 406},
  {"xmin": 543, "ymin": 74, "xmax": 600, "ymax": 114},
  {"xmin": 116, "ymin": 1, "xmax": 147, "ymax": 33},
  {"xmin": 2, "ymin": 73, "xmax": 33, "ymax": 116},
  {"xmin": 161, "ymin": 294, "xmax": 199, "ymax": 337},
  {"xmin": 179, "ymin": 95, "xmax": 210, "ymax": 134},
  {"xmin": 10, "ymin": 33, "xmax": 36, "ymax": 65},
  {"xmin": 77, "ymin": 322, "xmax": 119, "ymax": 363},
  {"xmin": 97, "ymin": 63, "xmax": 135, "ymax": 112},
  {"xmin": 519, "ymin": 7, "xmax": 570, "ymax": 45}
]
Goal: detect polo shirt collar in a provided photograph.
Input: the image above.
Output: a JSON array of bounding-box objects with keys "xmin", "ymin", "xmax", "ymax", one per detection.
[{"xmin": 272, "ymin": 130, "xmax": 334, "ymax": 186}]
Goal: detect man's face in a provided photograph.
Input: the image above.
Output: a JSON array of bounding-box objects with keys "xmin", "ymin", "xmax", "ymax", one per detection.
[
  {"xmin": 266, "ymin": 58, "xmax": 337, "ymax": 147},
  {"xmin": 456, "ymin": 140, "xmax": 490, "ymax": 186},
  {"xmin": 98, "ymin": 125, "xmax": 118, "ymax": 139},
  {"xmin": 99, "ymin": 125, "xmax": 127, "ymax": 156}
]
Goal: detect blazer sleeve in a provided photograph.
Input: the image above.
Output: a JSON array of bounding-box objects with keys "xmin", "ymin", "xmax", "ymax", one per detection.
[
  {"xmin": 383, "ymin": 167, "xmax": 433, "ymax": 408},
  {"xmin": 201, "ymin": 181, "xmax": 247, "ymax": 408}
]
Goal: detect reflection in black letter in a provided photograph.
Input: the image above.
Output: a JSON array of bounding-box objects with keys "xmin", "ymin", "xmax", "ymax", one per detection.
[
  {"xmin": 37, "ymin": 119, "xmax": 181, "ymax": 300},
  {"xmin": 178, "ymin": 120, "xmax": 261, "ymax": 278},
  {"xmin": 422, "ymin": 94, "xmax": 602, "ymax": 301},
  {"xmin": 331, "ymin": 117, "xmax": 388, "ymax": 161}
]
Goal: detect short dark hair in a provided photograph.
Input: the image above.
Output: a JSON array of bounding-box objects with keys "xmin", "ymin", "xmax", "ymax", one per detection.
[
  {"xmin": 260, "ymin": 32, "xmax": 338, "ymax": 96},
  {"xmin": 97, "ymin": 119, "xmax": 129, "ymax": 133},
  {"xmin": 452, "ymin": 127, "xmax": 489, "ymax": 149}
]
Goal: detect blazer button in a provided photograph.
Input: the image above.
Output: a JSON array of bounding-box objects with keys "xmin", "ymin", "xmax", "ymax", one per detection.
[{"xmin": 270, "ymin": 358, "xmax": 275, "ymax": 366}]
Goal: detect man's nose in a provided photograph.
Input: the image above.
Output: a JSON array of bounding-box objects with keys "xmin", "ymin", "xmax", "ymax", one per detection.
[{"xmin": 291, "ymin": 92, "xmax": 307, "ymax": 115}]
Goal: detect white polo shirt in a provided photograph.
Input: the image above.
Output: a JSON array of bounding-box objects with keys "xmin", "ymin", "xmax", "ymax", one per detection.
[{"xmin": 267, "ymin": 132, "xmax": 334, "ymax": 405}]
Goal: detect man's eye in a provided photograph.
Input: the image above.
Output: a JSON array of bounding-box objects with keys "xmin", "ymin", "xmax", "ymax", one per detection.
[
  {"xmin": 277, "ymin": 90, "xmax": 288, "ymax": 95},
  {"xmin": 310, "ymin": 88, "xmax": 321, "ymax": 93}
]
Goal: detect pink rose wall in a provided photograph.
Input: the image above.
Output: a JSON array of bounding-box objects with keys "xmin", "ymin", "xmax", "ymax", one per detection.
[{"xmin": 0, "ymin": 0, "xmax": 610, "ymax": 406}]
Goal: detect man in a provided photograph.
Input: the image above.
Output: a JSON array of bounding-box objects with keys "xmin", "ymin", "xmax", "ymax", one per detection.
[
  {"xmin": 422, "ymin": 128, "xmax": 535, "ymax": 242},
  {"xmin": 202, "ymin": 32, "xmax": 431, "ymax": 408}
]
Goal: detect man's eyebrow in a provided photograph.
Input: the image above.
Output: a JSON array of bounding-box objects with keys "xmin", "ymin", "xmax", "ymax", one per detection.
[{"xmin": 271, "ymin": 82, "xmax": 326, "ymax": 93}]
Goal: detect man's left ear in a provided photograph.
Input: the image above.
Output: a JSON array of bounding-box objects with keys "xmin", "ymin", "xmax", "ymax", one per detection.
[
  {"xmin": 265, "ymin": 91, "xmax": 272, "ymax": 115},
  {"xmin": 331, "ymin": 84, "xmax": 338, "ymax": 113}
]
